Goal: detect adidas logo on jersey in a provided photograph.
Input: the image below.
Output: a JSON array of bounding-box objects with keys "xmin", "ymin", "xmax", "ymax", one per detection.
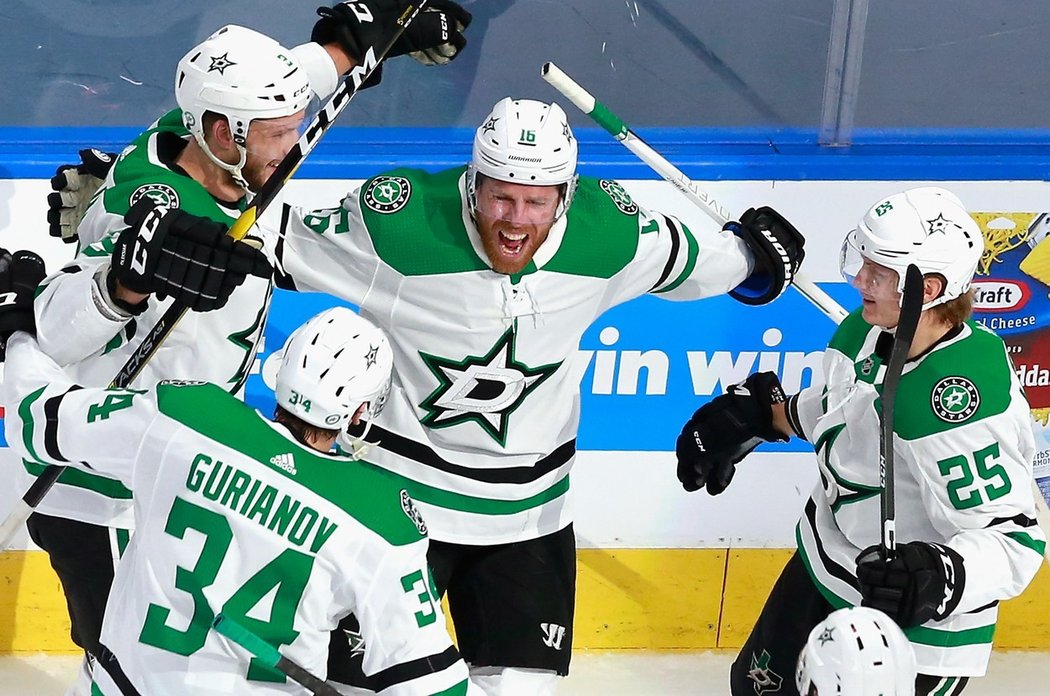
[{"xmin": 270, "ymin": 452, "xmax": 297, "ymax": 475}]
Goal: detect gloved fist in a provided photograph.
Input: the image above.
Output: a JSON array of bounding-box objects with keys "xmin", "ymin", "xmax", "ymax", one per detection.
[
  {"xmin": 727, "ymin": 206, "xmax": 805, "ymax": 306},
  {"xmin": 111, "ymin": 200, "xmax": 272, "ymax": 313},
  {"xmin": 0, "ymin": 248, "xmax": 47, "ymax": 358},
  {"xmin": 47, "ymin": 149, "xmax": 118, "ymax": 243},
  {"xmin": 856, "ymin": 541, "xmax": 965, "ymax": 628},
  {"xmin": 675, "ymin": 371, "xmax": 787, "ymax": 495},
  {"xmin": 313, "ymin": 0, "xmax": 472, "ymax": 87}
]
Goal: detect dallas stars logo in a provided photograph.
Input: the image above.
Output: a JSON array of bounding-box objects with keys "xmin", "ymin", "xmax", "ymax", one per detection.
[
  {"xmin": 482, "ymin": 116, "xmax": 499, "ymax": 134},
  {"xmin": 926, "ymin": 213, "xmax": 953, "ymax": 235},
  {"xmin": 418, "ymin": 328, "xmax": 559, "ymax": 446},
  {"xmin": 931, "ymin": 376, "xmax": 980, "ymax": 423},
  {"xmin": 817, "ymin": 626, "xmax": 835, "ymax": 646},
  {"xmin": 747, "ymin": 650, "xmax": 783, "ymax": 694},
  {"xmin": 365, "ymin": 344, "xmax": 379, "ymax": 368},
  {"xmin": 208, "ymin": 52, "xmax": 237, "ymax": 75},
  {"xmin": 363, "ymin": 176, "xmax": 411, "ymax": 214}
]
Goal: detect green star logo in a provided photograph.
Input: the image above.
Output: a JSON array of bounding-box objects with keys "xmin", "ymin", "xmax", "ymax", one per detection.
[
  {"xmin": 932, "ymin": 376, "xmax": 980, "ymax": 423},
  {"xmin": 418, "ymin": 328, "xmax": 560, "ymax": 446},
  {"xmin": 363, "ymin": 176, "xmax": 411, "ymax": 213}
]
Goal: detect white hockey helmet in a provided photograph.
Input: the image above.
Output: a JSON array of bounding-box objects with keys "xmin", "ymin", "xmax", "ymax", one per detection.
[
  {"xmin": 840, "ymin": 187, "xmax": 983, "ymax": 309},
  {"xmin": 468, "ymin": 97, "xmax": 579, "ymax": 220},
  {"xmin": 795, "ymin": 607, "xmax": 917, "ymax": 696},
  {"xmin": 275, "ymin": 307, "xmax": 393, "ymax": 433},
  {"xmin": 175, "ymin": 25, "xmax": 312, "ymax": 192}
]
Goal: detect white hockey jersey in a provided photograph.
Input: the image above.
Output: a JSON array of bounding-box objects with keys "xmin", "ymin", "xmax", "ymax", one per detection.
[
  {"xmin": 786, "ymin": 310, "xmax": 1045, "ymax": 676},
  {"xmin": 275, "ymin": 167, "xmax": 754, "ymax": 544},
  {"xmin": 3, "ymin": 333, "xmax": 471, "ymax": 696}
]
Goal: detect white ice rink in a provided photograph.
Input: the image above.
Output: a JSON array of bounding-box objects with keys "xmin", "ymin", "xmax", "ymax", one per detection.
[{"xmin": 2, "ymin": 651, "xmax": 1048, "ymax": 695}]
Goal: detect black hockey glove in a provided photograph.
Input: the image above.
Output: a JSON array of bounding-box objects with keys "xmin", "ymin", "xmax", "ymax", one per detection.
[
  {"xmin": 313, "ymin": 0, "xmax": 472, "ymax": 87},
  {"xmin": 0, "ymin": 248, "xmax": 47, "ymax": 359},
  {"xmin": 726, "ymin": 206, "xmax": 805, "ymax": 306},
  {"xmin": 856, "ymin": 541, "xmax": 966, "ymax": 628},
  {"xmin": 675, "ymin": 371, "xmax": 788, "ymax": 495},
  {"xmin": 111, "ymin": 200, "xmax": 272, "ymax": 313},
  {"xmin": 47, "ymin": 148, "xmax": 118, "ymax": 243}
]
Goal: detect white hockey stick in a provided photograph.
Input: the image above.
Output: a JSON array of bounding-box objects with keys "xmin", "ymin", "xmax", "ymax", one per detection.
[
  {"xmin": 542, "ymin": 60, "xmax": 1050, "ymax": 564},
  {"xmin": 541, "ymin": 61, "xmax": 848, "ymax": 325}
]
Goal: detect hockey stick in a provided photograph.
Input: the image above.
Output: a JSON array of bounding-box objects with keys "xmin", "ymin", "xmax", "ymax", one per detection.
[
  {"xmin": 877, "ymin": 264, "xmax": 924, "ymax": 557},
  {"xmin": 540, "ymin": 61, "xmax": 849, "ymax": 325},
  {"xmin": 213, "ymin": 614, "xmax": 343, "ymax": 696},
  {"xmin": 0, "ymin": 3, "xmax": 431, "ymax": 550}
]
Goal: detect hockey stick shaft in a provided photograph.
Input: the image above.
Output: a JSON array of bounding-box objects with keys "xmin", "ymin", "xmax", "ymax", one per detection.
[
  {"xmin": 541, "ymin": 61, "xmax": 848, "ymax": 325},
  {"xmin": 0, "ymin": 4, "xmax": 431, "ymax": 550},
  {"xmin": 878, "ymin": 264, "xmax": 924, "ymax": 557},
  {"xmin": 213, "ymin": 614, "xmax": 342, "ymax": 696}
]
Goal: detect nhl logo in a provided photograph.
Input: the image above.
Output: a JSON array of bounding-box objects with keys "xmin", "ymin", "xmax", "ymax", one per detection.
[
  {"xmin": 130, "ymin": 183, "xmax": 180, "ymax": 210},
  {"xmin": 364, "ymin": 176, "xmax": 411, "ymax": 214},
  {"xmin": 599, "ymin": 179, "xmax": 638, "ymax": 215},
  {"xmin": 400, "ymin": 489, "xmax": 428, "ymax": 535},
  {"xmin": 931, "ymin": 376, "xmax": 980, "ymax": 423}
]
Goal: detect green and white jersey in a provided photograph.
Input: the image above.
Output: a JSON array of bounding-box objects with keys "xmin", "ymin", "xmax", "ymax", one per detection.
[
  {"xmin": 3, "ymin": 333, "xmax": 470, "ymax": 696},
  {"xmin": 27, "ymin": 109, "xmax": 272, "ymax": 527},
  {"xmin": 787, "ymin": 310, "xmax": 1045, "ymax": 677},
  {"xmin": 274, "ymin": 167, "xmax": 753, "ymax": 544}
]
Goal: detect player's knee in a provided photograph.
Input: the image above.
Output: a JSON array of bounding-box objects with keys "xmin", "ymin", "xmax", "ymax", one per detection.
[{"xmin": 468, "ymin": 665, "xmax": 561, "ymax": 695}]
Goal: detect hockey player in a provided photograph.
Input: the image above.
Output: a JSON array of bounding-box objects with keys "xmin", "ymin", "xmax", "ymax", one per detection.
[
  {"xmin": 22, "ymin": 4, "xmax": 471, "ymax": 693},
  {"xmin": 260, "ymin": 96, "xmax": 806, "ymax": 694},
  {"xmin": 2, "ymin": 304, "xmax": 479, "ymax": 696},
  {"xmin": 795, "ymin": 606, "xmax": 917, "ymax": 696},
  {"xmin": 48, "ymin": 96, "xmax": 803, "ymax": 693},
  {"xmin": 675, "ymin": 187, "xmax": 1045, "ymax": 696}
]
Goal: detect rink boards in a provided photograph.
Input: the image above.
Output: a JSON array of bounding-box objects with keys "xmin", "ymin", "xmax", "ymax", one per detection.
[{"xmin": 1, "ymin": 171, "xmax": 1050, "ymax": 651}]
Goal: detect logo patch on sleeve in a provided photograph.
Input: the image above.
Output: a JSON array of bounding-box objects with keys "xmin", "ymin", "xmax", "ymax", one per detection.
[
  {"xmin": 401, "ymin": 489, "xmax": 428, "ymax": 535},
  {"xmin": 599, "ymin": 179, "xmax": 638, "ymax": 215},
  {"xmin": 931, "ymin": 376, "xmax": 980, "ymax": 422},
  {"xmin": 130, "ymin": 183, "xmax": 180, "ymax": 209},
  {"xmin": 364, "ymin": 176, "xmax": 412, "ymax": 213}
]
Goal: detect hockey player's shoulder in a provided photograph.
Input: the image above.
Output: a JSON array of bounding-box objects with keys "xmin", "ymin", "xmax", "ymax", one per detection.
[
  {"xmin": 544, "ymin": 175, "xmax": 641, "ymax": 278},
  {"xmin": 895, "ymin": 320, "xmax": 1017, "ymax": 440},
  {"xmin": 104, "ymin": 109, "xmax": 199, "ymax": 213},
  {"xmin": 827, "ymin": 308, "xmax": 873, "ymax": 358},
  {"xmin": 319, "ymin": 464, "xmax": 430, "ymax": 546}
]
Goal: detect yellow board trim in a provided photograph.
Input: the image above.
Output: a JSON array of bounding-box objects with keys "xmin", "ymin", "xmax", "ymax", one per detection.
[{"xmin": 3, "ymin": 548, "xmax": 1048, "ymax": 654}]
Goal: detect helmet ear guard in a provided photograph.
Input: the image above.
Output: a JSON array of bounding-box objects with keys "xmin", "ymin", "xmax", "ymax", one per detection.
[
  {"xmin": 175, "ymin": 25, "xmax": 312, "ymax": 193},
  {"xmin": 842, "ymin": 187, "xmax": 983, "ymax": 310}
]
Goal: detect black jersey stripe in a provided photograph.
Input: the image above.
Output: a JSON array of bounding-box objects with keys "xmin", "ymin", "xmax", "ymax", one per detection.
[
  {"xmin": 360, "ymin": 425, "xmax": 575, "ymax": 485},
  {"xmin": 273, "ymin": 204, "xmax": 298, "ymax": 291},
  {"xmin": 802, "ymin": 498, "xmax": 861, "ymax": 592},
  {"xmin": 650, "ymin": 214, "xmax": 681, "ymax": 292},
  {"xmin": 97, "ymin": 643, "xmax": 144, "ymax": 696},
  {"xmin": 986, "ymin": 513, "xmax": 1038, "ymax": 529},
  {"xmin": 785, "ymin": 393, "xmax": 808, "ymax": 442},
  {"xmin": 42, "ymin": 386, "xmax": 82, "ymax": 463},
  {"xmin": 371, "ymin": 645, "xmax": 461, "ymax": 692}
]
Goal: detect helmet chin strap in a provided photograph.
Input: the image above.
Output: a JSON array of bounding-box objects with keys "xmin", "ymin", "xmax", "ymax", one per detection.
[{"xmin": 192, "ymin": 130, "xmax": 255, "ymax": 199}]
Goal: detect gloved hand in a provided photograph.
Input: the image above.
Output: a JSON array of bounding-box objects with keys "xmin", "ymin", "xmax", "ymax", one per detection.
[
  {"xmin": 47, "ymin": 148, "xmax": 118, "ymax": 243},
  {"xmin": 726, "ymin": 206, "xmax": 805, "ymax": 306},
  {"xmin": 856, "ymin": 541, "xmax": 966, "ymax": 628},
  {"xmin": 0, "ymin": 248, "xmax": 47, "ymax": 358},
  {"xmin": 675, "ymin": 371, "xmax": 788, "ymax": 495},
  {"xmin": 313, "ymin": 0, "xmax": 472, "ymax": 87},
  {"xmin": 111, "ymin": 200, "xmax": 272, "ymax": 313}
]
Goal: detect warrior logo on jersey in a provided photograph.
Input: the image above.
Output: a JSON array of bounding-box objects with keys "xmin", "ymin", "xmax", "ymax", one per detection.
[
  {"xmin": 418, "ymin": 328, "xmax": 560, "ymax": 446},
  {"xmin": 400, "ymin": 489, "xmax": 428, "ymax": 535},
  {"xmin": 747, "ymin": 650, "xmax": 783, "ymax": 694},
  {"xmin": 363, "ymin": 176, "xmax": 412, "ymax": 214},
  {"xmin": 130, "ymin": 183, "xmax": 180, "ymax": 210},
  {"xmin": 931, "ymin": 376, "xmax": 980, "ymax": 423},
  {"xmin": 599, "ymin": 179, "xmax": 639, "ymax": 216}
]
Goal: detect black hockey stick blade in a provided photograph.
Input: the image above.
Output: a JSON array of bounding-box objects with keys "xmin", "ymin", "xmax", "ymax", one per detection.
[
  {"xmin": 0, "ymin": 3, "xmax": 433, "ymax": 545},
  {"xmin": 879, "ymin": 263, "xmax": 924, "ymax": 557}
]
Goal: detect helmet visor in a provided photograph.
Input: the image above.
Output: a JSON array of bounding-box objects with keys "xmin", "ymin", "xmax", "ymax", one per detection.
[{"xmin": 473, "ymin": 178, "xmax": 563, "ymax": 226}]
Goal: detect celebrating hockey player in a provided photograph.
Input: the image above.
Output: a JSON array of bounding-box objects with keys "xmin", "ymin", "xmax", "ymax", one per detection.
[
  {"xmin": 255, "ymin": 96, "xmax": 805, "ymax": 694},
  {"xmin": 675, "ymin": 187, "xmax": 1045, "ymax": 696},
  {"xmin": 20, "ymin": 3, "xmax": 471, "ymax": 694},
  {"xmin": 2, "ymin": 299, "xmax": 479, "ymax": 696},
  {"xmin": 795, "ymin": 606, "xmax": 917, "ymax": 696}
]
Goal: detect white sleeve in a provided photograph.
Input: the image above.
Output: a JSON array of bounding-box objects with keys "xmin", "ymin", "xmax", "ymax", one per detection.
[
  {"xmin": 787, "ymin": 385, "xmax": 824, "ymax": 442},
  {"xmin": 291, "ymin": 41, "xmax": 340, "ymax": 101},
  {"xmin": 350, "ymin": 537, "xmax": 472, "ymax": 695},
  {"xmin": 35, "ymin": 252, "xmax": 133, "ymax": 367},
  {"xmin": 2, "ymin": 332, "xmax": 156, "ymax": 488},
  {"xmin": 274, "ymin": 197, "xmax": 379, "ymax": 303}
]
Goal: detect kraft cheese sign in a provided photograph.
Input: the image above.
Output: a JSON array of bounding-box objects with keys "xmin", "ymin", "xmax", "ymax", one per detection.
[{"xmin": 241, "ymin": 286, "xmax": 853, "ymax": 453}]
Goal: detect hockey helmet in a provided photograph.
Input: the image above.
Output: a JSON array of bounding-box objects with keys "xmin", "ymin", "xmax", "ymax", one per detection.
[{"xmin": 840, "ymin": 187, "xmax": 983, "ymax": 309}]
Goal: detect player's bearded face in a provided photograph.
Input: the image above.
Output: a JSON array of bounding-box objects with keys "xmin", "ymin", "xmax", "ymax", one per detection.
[
  {"xmin": 240, "ymin": 110, "xmax": 307, "ymax": 191},
  {"xmin": 474, "ymin": 178, "xmax": 562, "ymax": 275},
  {"xmin": 852, "ymin": 258, "xmax": 903, "ymax": 328}
]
